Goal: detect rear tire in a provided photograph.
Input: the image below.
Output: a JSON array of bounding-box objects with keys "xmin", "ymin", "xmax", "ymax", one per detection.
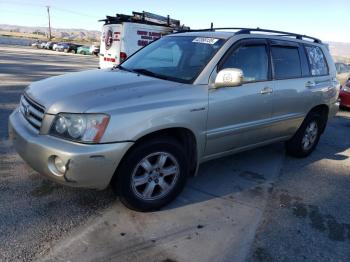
[
  {"xmin": 285, "ymin": 112, "xmax": 325, "ymax": 158},
  {"xmin": 111, "ymin": 137, "xmax": 189, "ymax": 212}
]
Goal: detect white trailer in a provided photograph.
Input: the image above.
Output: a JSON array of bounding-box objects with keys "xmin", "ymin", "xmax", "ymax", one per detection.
[{"xmin": 99, "ymin": 11, "xmax": 185, "ymax": 69}]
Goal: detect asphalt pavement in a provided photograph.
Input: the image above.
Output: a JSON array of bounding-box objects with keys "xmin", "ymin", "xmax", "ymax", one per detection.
[{"xmin": 0, "ymin": 45, "xmax": 349, "ymax": 262}]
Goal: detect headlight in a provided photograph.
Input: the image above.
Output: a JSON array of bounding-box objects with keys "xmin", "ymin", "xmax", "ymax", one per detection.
[{"xmin": 50, "ymin": 113, "xmax": 110, "ymax": 143}]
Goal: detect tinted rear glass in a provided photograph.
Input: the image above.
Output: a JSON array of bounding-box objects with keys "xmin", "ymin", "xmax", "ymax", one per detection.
[
  {"xmin": 271, "ymin": 46, "xmax": 302, "ymax": 79},
  {"xmin": 305, "ymin": 46, "xmax": 328, "ymax": 76}
]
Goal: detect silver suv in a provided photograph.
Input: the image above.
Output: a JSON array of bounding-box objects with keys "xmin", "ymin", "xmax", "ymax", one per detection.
[{"xmin": 9, "ymin": 28, "xmax": 339, "ymax": 211}]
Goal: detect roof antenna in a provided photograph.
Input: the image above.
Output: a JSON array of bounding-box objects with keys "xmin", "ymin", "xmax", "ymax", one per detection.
[{"xmin": 210, "ymin": 22, "xmax": 213, "ymax": 31}]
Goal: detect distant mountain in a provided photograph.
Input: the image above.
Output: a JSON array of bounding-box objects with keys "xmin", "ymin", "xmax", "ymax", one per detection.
[
  {"xmin": 327, "ymin": 42, "xmax": 350, "ymax": 62},
  {"xmin": 0, "ymin": 24, "xmax": 101, "ymax": 42}
]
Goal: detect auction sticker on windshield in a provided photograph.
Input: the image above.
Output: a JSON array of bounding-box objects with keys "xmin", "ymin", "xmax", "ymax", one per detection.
[{"xmin": 192, "ymin": 37, "xmax": 219, "ymax": 44}]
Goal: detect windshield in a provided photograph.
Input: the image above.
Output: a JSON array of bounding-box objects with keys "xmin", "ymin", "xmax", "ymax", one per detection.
[{"xmin": 120, "ymin": 36, "xmax": 225, "ymax": 83}]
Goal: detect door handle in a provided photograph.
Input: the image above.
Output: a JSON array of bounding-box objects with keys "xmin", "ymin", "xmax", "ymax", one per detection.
[
  {"xmin": 260, "ymin": 87, "xmax": 273, "ymax": 94},
  {"xmin": 305, "ymin": 81, "xmax": 316, "ymax": 88}
]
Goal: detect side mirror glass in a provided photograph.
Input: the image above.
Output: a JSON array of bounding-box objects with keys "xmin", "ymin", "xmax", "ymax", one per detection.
[{"xmin": 214, "ymin": 68, "xmax": 243, "ymax": 88}]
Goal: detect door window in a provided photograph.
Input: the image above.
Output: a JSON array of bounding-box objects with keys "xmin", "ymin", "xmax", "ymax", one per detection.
[
  {"xmin": 271, "ymin": 46, "xmax": 302, "ymax": 79},
  {"xmin": 221, "ymin": 45, "xmax": 269, "ymax": 83},
  {"xmin": 305, "ymin": 46, "xmax": 328, "ymax": 76}
]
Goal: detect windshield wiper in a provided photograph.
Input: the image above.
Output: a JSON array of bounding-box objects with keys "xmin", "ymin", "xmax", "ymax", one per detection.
[
  {"xmin": 132, "ymin": 68, "xmax": 170, "ymax": 80},
  {"xmin": 113, "ymin": 64, "xmax": 134, "ymax": 72}
]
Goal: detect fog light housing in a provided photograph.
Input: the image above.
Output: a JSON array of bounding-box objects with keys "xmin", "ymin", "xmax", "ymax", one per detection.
[{"xmin": 48, "ymin": 156, "xmax": 67, "ymax": 176}]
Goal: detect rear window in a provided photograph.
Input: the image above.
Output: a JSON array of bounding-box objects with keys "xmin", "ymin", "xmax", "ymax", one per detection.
[
  {"xmin": 271, "ymin": 46, "xmax": 302, "ymax": 79},
  {"xmin": 305, "ymin": 46, "xmax": 328, "ymax": 76}
]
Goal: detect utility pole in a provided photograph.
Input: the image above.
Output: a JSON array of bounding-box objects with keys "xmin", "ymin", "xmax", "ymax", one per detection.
[{"xmin": 46, "ymin": 6, "xmax": 52, "ymax": 40}]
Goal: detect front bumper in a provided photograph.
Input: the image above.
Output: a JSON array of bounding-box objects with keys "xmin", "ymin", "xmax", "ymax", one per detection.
[{"xmin": 9, "ymin": 109, "xmax": 133, "ymax": 190}]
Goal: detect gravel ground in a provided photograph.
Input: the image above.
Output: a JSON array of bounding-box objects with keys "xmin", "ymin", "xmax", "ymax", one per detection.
[{"xmin": 0, "ymin": 45, "xmax": 115, "ymax": 261}]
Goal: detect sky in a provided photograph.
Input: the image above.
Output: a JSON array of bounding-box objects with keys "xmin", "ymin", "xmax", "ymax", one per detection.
[{"xmin": 0, "ymin": 0, "xmax": 349, "ymax": 42}]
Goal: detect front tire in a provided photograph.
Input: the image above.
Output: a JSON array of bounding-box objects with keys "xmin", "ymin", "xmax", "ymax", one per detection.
[
  {"xmin": 112, "ymin": 137, "xmax": 189, "ymax": 212},
  {"xmin": 285, "ymin": 112, "xmax": 325, "ymax": 158}
]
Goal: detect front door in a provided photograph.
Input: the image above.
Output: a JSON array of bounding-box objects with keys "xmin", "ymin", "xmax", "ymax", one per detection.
[{"xmin": 205, "ymin": 39, "xmax": 274, "ymax": 156}]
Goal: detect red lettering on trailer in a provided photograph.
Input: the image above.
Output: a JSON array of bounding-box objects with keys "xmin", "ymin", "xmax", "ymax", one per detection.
[
  {"xmin": 104, "ymin": 57, "xmax": 116, "ymax": 62},
  {"xmin": 138, "ymin": 40, "xmax": 148, "ymax": 46},
  {"xmin": 137, "ymin": 30, "xmax": 148, "ymax": 35},
  {"xmin": 149, "ymin": 32, "xmax": 161, "ymax": 37}
]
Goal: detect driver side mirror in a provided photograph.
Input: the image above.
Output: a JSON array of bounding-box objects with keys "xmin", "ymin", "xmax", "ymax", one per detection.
[{"xmin": 214, "ymin": 68, "xmax": 243, "ymax": 88}]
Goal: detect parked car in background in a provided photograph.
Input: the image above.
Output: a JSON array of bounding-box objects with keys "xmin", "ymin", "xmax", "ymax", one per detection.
[
  {"xmin": 52, "ymin": 43, "xmax": 62, "ymax": 51},
  {"xmin": 77, "ymin": 45, "xmax": 92, "ymax": 55},
  {"xmin": 335, "ymin": 62, "xmax": 350, "ymax": 87},
  {"xmin": 61, "ymin": 43, "xmax": 82, "ymax": 53},
  {"xmin": 44, "ymin": 42, "xmax": 51, "ymax": 49},
  {"xmin": 31, "ymin": 41, "xmax": 42, "ymax": 48},
  {"xmin": 47, "ymin": 42, "xmax": 57, "ymax": 50},
  {"xmin": 9, "ymin": 28, "xmax": 339, "ymax": 211},
  {"xmin": 56, "ymin": 43, "xmax": 68, "ymax": 52},
  {"xmin": 39, "ymin": 42, "xmax": 47, "ymax": 49},
  {"xmin": 339, "ymin": 80, "xmax": 350, "ymax": 109},
  {"xmin": 56, "ymin": 43, "xmax": 76, "ymax": 53},
  {"xmin": 90, "ymin": 45, "xmax": 100, "ymax": 56}
]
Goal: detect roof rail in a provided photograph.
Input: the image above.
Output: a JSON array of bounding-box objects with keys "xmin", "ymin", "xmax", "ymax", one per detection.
[
  {"xmin": 176, "ymin": 27, "xmax": 322, "ymax": 43},
  {"xmin": 235, "ymin": 28, "xmax": 322, "ymax": 43}
]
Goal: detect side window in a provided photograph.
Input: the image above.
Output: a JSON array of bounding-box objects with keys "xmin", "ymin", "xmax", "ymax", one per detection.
[
  {"xmin": 221, "ymin": 45, "xmax": 268, "ymax": 83},
  {"xmin": 305, "ymin": 45, "xmax": 328, "ymax": 76},
  {"xmin": 271, "ymin": 46, "xmax": 302, "ymax": 79}
]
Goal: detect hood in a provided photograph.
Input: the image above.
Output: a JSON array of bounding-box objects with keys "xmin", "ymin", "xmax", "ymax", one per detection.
[{"xmin": 25, "ymin": 69, "xmax": 185, "ymax": 114}]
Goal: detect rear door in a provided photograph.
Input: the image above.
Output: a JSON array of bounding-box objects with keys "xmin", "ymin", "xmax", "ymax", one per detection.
[
  {"xmin": 205, "ymin": 39, "xmax": 274, "ymax": 156},
  {"xmin": 270, "ymin": 41, "xmax": 331, "ymax": 138},
  {"xmin": 268, "ymin": 40, "xmax": 309, "ymax": 138}
]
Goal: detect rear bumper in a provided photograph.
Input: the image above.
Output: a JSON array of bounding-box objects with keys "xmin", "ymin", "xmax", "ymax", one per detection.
[
  {"xmin": 329, "ymin": 100, "xmax": 339, "ymax": 118},
  {"xmin": 9, "ymin": 109, "xmax": 133, "ymax": 190}
]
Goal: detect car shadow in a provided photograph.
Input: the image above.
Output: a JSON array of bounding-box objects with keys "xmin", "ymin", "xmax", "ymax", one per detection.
[{"xmin": 165, "ymin": 113, "xmax": 350, "ymax": 211}]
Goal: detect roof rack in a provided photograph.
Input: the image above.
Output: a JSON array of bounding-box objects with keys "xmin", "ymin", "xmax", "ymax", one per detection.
[
  {"xmin": 99, "ymin": 11, "xmax": 184, "ymax": 29},
  {"xmin": 176, "ymin": 27, "xmax": 322, "ymax": 43}
]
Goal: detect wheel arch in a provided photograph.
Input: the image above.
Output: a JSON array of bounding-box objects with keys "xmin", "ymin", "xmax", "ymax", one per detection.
[
  {"xmin": 112, "ymin": 127, "xmax": 199, "ymax": 185},
  {"xmin": 307, "ymin": 104, "xmax": 329, "ymax": 133}
]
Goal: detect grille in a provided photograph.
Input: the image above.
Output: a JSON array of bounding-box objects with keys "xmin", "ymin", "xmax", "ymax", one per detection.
[{"xmin": 19, "ymin": 94, "xmax": 45, "ymax": 131}]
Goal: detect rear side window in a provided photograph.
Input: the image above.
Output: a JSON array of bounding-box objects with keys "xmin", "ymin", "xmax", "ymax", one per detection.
[
  {"xmin": 221, "ymin": 45, "xmax": 269, "ymax": 82},
  {"xmin": 271, "ymin": 46, "xmax": 302, "ymax": 79},
  {"xmin": 305, "ymin": 46, "xmax": 328, "ymax": 76}
]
